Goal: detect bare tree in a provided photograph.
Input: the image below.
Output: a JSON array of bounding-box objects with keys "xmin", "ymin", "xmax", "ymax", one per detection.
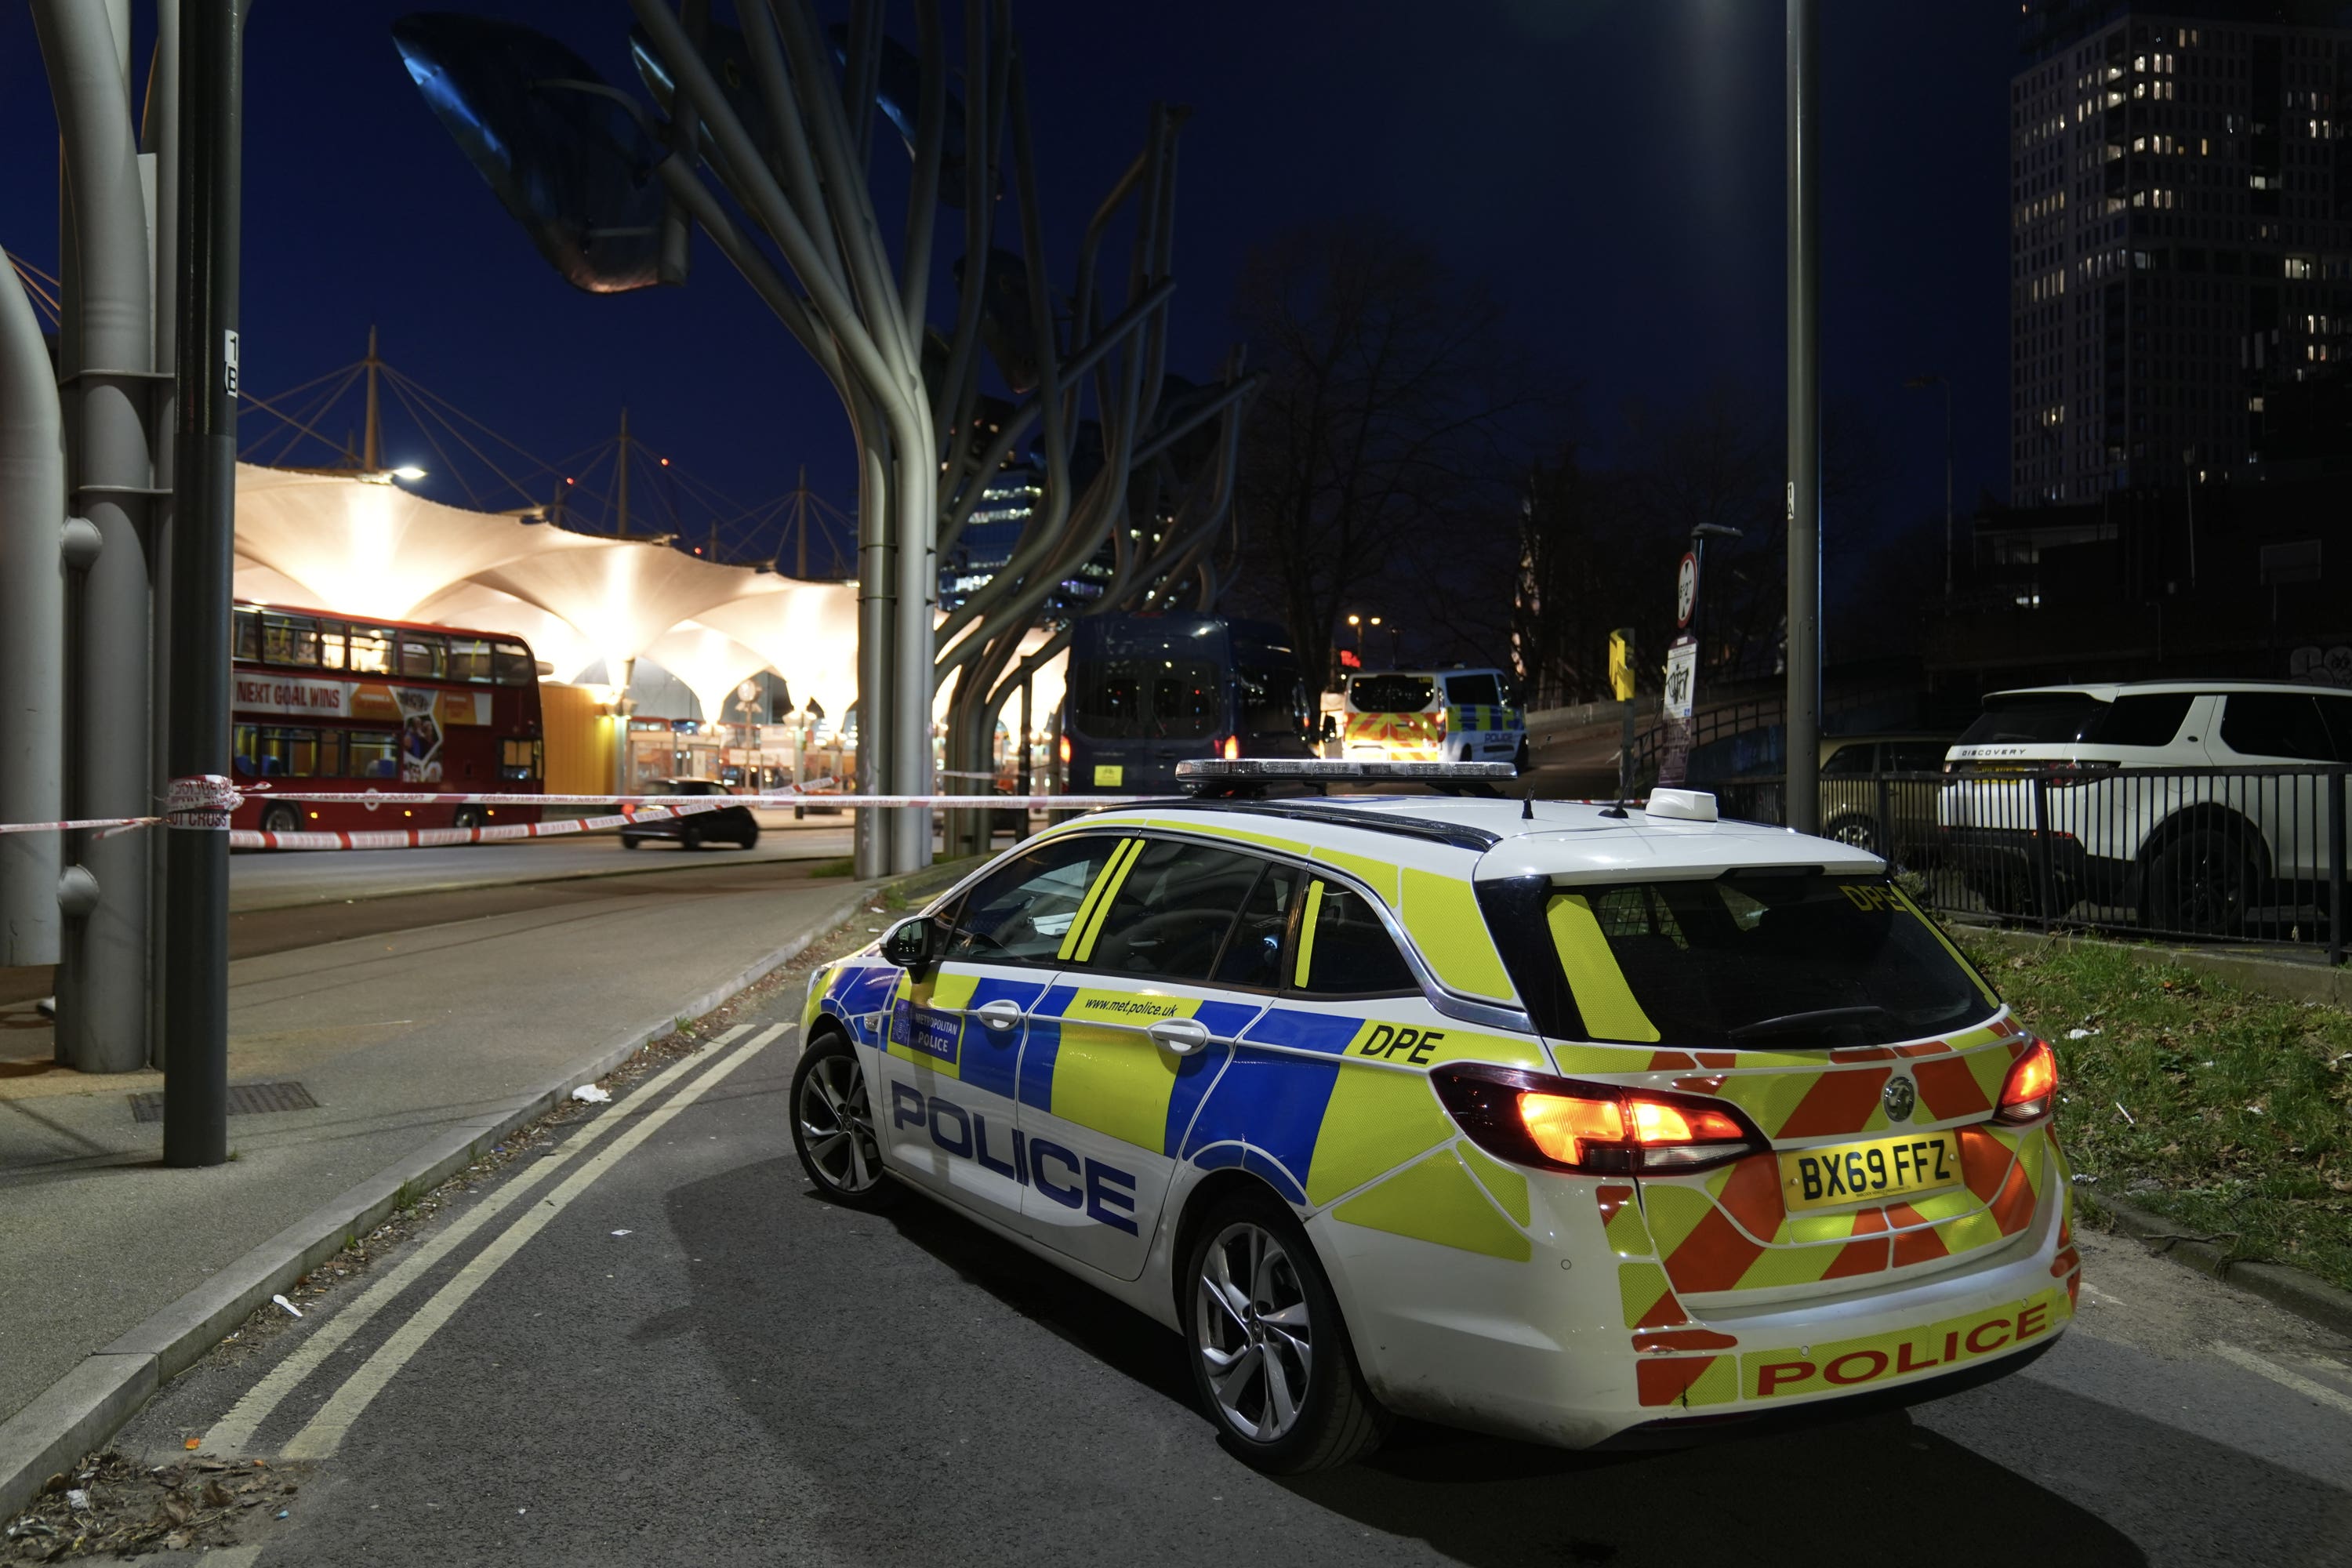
[{"xmin": 1226, "ymin": 219, "xmax": 1531, "ymax": 691}]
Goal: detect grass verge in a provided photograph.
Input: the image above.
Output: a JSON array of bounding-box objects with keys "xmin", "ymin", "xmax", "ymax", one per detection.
[{"xmin": 1965, "ymin": 935, "xmax": 2352, "ymax": 1294}]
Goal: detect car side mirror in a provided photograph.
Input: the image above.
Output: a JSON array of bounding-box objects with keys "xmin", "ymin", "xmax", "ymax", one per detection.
[{"xmin": 879, "ymin": 914, "xmax": 942, "ymax": 969}]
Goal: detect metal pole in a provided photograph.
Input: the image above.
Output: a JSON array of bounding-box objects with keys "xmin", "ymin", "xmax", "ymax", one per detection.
[
  {"xmin": 0, "ymin": 234, "xmax": 68, "ymax": 968},
  {"xmin": 37, "ymin": 0, "xmax": 159, "ymax": 1074},
  {"xmin": 1784, "ymin": 0, "xmax": 1823, "ymax": 837},
  {"xmin": 161, "ymin": 0, "xmax": 239, "ymax": 1167},
  {"xmin": 147, "ymin": 0, "xmax": 182, "ymax": 1071},
  {"xmin": 615, "ymin": 405, "xmax": 630, "ymax": 539},
  {"xmin": 1941, "ymin": 379, "xmax": 1953, "ymax": 602},
  {"xmin": 362, "ymin": 324, "xmax": 380, "ymax": 470}
]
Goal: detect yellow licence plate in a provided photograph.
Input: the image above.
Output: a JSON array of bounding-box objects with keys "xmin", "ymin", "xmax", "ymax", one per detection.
[
  {"xmin": 1780, "ymin": 1131, "xmax": 1962, "ymax": 1212},
  {"xmin": 1093, "ymin": 764, "xmax": 1123, "ymax": 786}
]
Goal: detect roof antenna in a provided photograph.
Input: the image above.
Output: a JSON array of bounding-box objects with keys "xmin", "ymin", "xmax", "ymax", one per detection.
[{"xmin": 1520, "ymin": 790, "xmax": 1534, "ymax": 822}]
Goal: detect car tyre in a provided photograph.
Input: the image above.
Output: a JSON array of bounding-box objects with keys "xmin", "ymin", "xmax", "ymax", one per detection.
[
  {"xmin": 619, "ymin": 833, "xmax": 641, "ymax": 850},
  {"xmin": 739, "ymin": 820, "xmax": 761, "ymax": 849},
  {"xmin": 789, "ymin": 1030, "xmax": 894, "ymax": 1209},
  {"xmin": 452, "ymin": 806, "xmax": 486, "ymax": 837},
  {"xmin": 2143, "ymin": 826, "xmax": 2260, "ymax": 936},
  {"xmin": 1512, "ymin": 736, "xmax": 1530, "ymax": 775},
  {"xmin": 259, "ymin": 802, "xmax": 300, "ymax": 839},
  {"xmin": 1183, "ymin": 1189, "xmax": 1388, "ymax": 1474},
  {"xmin": 681, "ymin": 819, "xmax": 704, "ymax": 851}
]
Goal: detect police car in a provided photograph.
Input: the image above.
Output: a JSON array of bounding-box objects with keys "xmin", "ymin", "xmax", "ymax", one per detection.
[{"xmin": 792, "ymin": 761, "xmax": 2078, "ymax": 1472}]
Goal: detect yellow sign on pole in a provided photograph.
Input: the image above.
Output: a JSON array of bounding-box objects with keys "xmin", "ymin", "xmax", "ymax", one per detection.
[{"xmin": 1607, "ymin": 629, "xmax": 1636, "ymax": 702}]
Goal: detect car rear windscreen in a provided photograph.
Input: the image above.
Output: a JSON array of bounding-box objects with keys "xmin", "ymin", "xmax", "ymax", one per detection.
[
  {"xmin": 1444, "ymin": 673, "xmax": 1502, "ymax": 707},
  {"xmin": 1476, "ymin": 873, "xmax": 1997, "ymax": 1049},
  {"xmin": 1955, "ymin": 691, "xmax": 2193, "ymax": 749},
  {"xmin": 1069, "ymin": 658, "xmax": 1221, "ymax": 739},
  {"xmin": 1350, "ymin": 674, "xmax": 1435, "ymax": 713}
]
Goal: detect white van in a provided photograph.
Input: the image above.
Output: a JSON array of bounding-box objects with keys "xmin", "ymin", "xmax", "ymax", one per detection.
[
  {"xmin": 1340, "ymin": 667, "xmax": 1526, "ymax": 770},
  {"xmin": 1940, "ymin": 681, "xmax": 2352, "ymax": 934}
]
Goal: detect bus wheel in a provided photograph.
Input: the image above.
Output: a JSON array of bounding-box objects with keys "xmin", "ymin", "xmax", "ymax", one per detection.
[
  {"xmin": 260, "ymin": 803, "xmax": 299, "ymax": 839},
  {"xmin": 452, "ymin": 806, "xmax": 487, "ymax": 836}
]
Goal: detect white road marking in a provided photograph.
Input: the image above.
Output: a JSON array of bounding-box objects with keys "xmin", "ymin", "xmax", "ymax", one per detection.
[
  {"xmin": 2212, "ymin": 1342, "xmax": 2352, "ymax": 1420},
  {"xmin": 278, "ymin": 1022, "xmax": 788, "ymax": 1458},
  {"xmin": 200, "ymin": 1025, "xmax": 757, "ymax": 1457},
  {"xmin": 197, "ymin": 1546, "xmax": 262, "ymax": 1566},
  {"xmin": 2080, "ymin": 1282, "xmax": 2127, "ymax": 1308}
]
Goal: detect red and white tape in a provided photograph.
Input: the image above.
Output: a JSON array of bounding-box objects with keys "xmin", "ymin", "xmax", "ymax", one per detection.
[
  {"xmin": 0, "ymin": 816, "xmax": 158, "ymax": 838},
  {"xmin": 230, "ymin": 798, "xmax": 735, "ymax": 851}
]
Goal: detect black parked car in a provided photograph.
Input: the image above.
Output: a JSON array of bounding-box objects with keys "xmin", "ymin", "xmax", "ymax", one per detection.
[{"xmin": 619, "ymin": 778, "xmax": 760, "ymax": 851}]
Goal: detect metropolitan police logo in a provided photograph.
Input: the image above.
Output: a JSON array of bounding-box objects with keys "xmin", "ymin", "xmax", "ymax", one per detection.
[{"xmin": 1882, "ymin": 1076, "xmax": 1916, "ymax": 1123}]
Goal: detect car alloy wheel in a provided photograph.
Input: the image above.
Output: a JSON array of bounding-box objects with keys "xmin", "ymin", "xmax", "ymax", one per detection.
[
  {"xmin": 260, "ymin": 803, "xmax": 299, "ymax": 837},
  {"xmin": 1194, "ymin": 1220, "xmax": 1316, "ymax": 1442},
  {"xmin": 791, "ymin": 1039, "xmax": 887, "ymax": 1204}
]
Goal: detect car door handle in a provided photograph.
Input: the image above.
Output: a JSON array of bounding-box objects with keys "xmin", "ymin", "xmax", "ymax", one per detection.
[
  {"xmin": 1146, "ymin": 1018, "xmax": 1213, "ymax": 1056},
  {"xmin": 972, "ymin": 999, "xmax": 1026, "ymax": 1033}
]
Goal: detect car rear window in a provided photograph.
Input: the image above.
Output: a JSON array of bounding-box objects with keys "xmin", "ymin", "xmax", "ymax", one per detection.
[
  {"xmin": 1350, "ymin": 675, "xmax": 1434, "ymax": 713},
  {"xmin": 1475, "ymin": 873, "xmax": 1998, "ymax": 1049},
  {"xmin": 1956, "ymin": 692, "xmax": 2192, "ymax": 748}
]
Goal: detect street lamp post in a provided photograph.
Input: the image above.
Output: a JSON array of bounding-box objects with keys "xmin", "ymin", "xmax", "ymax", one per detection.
[
  {"xmin": 1785, "ymin": 0, "xmax": 1823, "ymax": 837},
  {"xmin": 1904, "ymin": 374, "xmax": 1954, "ymax": 601}
]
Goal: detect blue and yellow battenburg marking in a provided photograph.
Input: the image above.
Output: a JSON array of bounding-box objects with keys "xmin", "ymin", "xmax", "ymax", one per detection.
[{"xmin": 818, "ymin": 956, "xmax": 1550, "ymax": 1260}]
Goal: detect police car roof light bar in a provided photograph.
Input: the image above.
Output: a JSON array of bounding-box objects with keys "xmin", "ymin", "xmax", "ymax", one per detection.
[{"xmin": 1175, "ymin": 758, "xmax": 1519, "ymax": 800}]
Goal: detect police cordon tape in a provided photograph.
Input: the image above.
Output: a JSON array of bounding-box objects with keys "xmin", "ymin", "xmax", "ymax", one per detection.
[{"xmin": 0, "ymin": 781, "xmax": 1149, "ymax": 852}]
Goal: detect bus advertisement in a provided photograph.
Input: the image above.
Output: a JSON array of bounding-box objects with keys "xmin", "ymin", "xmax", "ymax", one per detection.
[
  {"xmin": 230, "ymin": 603, "xmax": 546, "ymax": 837},
  {"xmin": 1058, "ymin": 612, "xmax": 1316, "ymax": 794}
]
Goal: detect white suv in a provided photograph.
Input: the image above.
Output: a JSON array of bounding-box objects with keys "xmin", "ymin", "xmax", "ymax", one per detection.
[{"xmin": 1939, "ymin": 681, "xmax": 2352, "ymax": 935}]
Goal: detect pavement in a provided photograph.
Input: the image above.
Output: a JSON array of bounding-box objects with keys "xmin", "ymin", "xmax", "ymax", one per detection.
[
  {"xmin": 38, "ymin": 986, "xmax": 2350, "ymax": 1568},
  {"xmin": 0, "ymin": 851, "xmax": 898, "ymax": 1449}
]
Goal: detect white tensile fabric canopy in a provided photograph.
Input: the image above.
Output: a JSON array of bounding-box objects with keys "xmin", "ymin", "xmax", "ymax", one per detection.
[{"xmin": 228, "ymin": 463, "xmax": 865, "ymax": 724}]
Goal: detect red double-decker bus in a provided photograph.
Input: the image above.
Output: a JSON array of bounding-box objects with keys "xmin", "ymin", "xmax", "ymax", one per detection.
[{"xmin": 229, "ymin": 602, "xmax": 546, "ymax": 836}]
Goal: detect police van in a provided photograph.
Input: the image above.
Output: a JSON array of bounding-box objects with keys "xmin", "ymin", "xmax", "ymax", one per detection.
[
  {"xmin": 1341, "ymin": 667, "xmax": 1527, "ymax": 771},
  {"xmin": 794, "ymin": 760, "xmax": 2076, "ymax": 1472}
]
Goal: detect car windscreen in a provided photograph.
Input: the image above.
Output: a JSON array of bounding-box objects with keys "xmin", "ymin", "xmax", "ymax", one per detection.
[
  {"xmin": 1068, "ymin": 658, "xmax": 1221, "ymax": 739},
  {"xmin": 1349, "ymin": 674, "xmax": 1435, "ymax": 713},
  {"xmin": 1476, "ymin": 873, "xmax": 1998, "ymax": 1049},
  {"xmin": 1955, "ymin": 691, "xmax": 2193, "ymax": 748}
]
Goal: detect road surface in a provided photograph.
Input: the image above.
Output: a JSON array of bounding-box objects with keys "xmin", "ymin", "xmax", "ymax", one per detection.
[{"xmin": 101, "ymin": 993, "xmax": 2352, "ymax": 1568}]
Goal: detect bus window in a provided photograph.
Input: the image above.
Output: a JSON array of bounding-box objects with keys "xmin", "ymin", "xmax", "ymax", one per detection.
[
  {"xmin": 233, "ymin": 608, "xmax": 260, "ymax": 662},
  {"xmin": 262, "ymin": 614, "xmax": 319, "ymax": 667},
  {"xmin": 500, "ymin": 738, "xmax": 542, "ymax": 781},
  {"xmin": 448, "ymin": 638, "xmax": 494, "ymax": 683},
  {"xmin": 318, "ymin": 622, "xmax": 348, "ymax": 670},
  {"xmin": 255, "ymin": 726, "xmax": 322, "ymax": 777},
  {"xmin": 347, "ymin": 731, "xmax": 401, "ymax": 779},
  {"xmin": 346, "ymin": 626, "xmax": 393, "ymax": 673},
  {"xmin": 233, "ymin": 724, "xmax": 258, "ymax": 775},
  {"xmin": 492, "ymin": 642, "xmax": 535, "ymax": 686},
  {"xmin": 397, "ymin": 634, "xmax": 445, "ymax": 680}
]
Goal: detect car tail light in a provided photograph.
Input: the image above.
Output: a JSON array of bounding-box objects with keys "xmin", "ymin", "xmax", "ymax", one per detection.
[
  {"xmin": 1221, "ymin": 734, "xmax": 1240, "ymax": 760},
  {"xmin": 1058, "ymin": 735, "xmax": 1071, "ymax": 766},
  {"xmin": 1432, "ymin": 1065, "xmax": 1767, "ymax": 1176},
  {"xmin": 1994, "ymin": 1039, "xmax": 2058, "ymax": 1124},
  {"xmin": 1434, "ymin": 707, "xmax": 1448, "ymax": 736},
  {"xmin": 2048, "ymin": 760, "xmax": 2119, "ymax": 788}
]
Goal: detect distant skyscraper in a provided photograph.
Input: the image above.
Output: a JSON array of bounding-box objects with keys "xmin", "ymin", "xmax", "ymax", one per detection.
[{"xmin": 2011, "ymin": 2, "xmax": 2352, "ymax": 504}]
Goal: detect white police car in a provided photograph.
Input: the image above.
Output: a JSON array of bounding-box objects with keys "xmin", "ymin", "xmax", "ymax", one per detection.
[{"xmin": 793, "ymin": 761, "xmax": 2077, "ymax": 1472}]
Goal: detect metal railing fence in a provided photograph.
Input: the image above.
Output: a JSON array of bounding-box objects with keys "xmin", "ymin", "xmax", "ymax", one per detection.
[{"xmin": 1710, "ymin": 764, "xmax": 2350, "ymax": 963}]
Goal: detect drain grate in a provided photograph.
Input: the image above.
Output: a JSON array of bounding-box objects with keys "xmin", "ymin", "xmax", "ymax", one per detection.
[{"xmin": 128, "ymin": 1080, "xmax": 319, "ymax": 1123}]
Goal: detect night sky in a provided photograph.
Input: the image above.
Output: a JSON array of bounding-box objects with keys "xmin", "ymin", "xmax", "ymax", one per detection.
[{"xmin": 2, "ymin": 1, "xmax": 2021, "ymax": 559}]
